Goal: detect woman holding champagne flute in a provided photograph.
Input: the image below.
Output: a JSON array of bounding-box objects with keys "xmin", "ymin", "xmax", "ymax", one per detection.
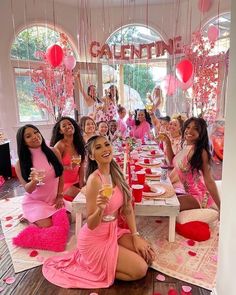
[
  {"xmin": 15, "ymin": 124, "xmax": 65, "ymax": 227},
  {"xmin": 43, "ymin": 135, "xmax": 155, "ymax": 289},
  {"xmin": 50, "ymin": 117, "xmax": 86, "ymax": 201}
]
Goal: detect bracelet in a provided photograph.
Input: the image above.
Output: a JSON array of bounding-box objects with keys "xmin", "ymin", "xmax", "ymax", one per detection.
[{"xmin": 131, "ymin": 231, "xmax": 140, "ymax": 236}]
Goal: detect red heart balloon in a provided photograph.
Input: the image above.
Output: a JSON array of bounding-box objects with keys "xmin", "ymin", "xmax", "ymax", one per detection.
[
  {"xmin": 46, "ymin": 44, "xmax": 64, "ymax": 67},
  {"xmin": 176, "ymin": 59, "xmax": 193, "ymax": 83}
]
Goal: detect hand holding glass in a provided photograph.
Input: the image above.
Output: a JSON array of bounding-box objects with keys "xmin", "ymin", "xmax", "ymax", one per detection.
[
  {"xmin": 71, "ymin": 155, "xmax": 81, "ymax": 167},
  {"xmin": 102, "ymin": 175, "xmax": 115, "ymax": 221},
  {"xmin": 31, "ymin": 168, "xmax": 46, "ymax": 186}
]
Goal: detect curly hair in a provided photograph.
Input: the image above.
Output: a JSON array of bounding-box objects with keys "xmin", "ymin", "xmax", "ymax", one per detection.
[
  {"xmin": 50, "ymin": 117, "xmax": 86, "ymax": 161},
  {"xmin": 16, "ymin": 124, "xmax": 63, "ymax": 182},
  {"xmin": 85, "ymin": 135, "xmax": 132, "ymax": 209},
  {"xmin": 134, "ymin": 109, "xmax": 152, "ymax": 127},
  {"xmin": 182, "ymin": 117, "xmax": 211, "ymax": 171}
]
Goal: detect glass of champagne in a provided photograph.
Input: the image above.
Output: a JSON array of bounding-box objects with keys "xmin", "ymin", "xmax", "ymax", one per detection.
[
  {"xmin": 102, "ymin": 175, "xmax": 115, "ymax": 221},
  {"xmin": 35, "ymin": 169, "xmax": 46, "ymax": 186},
  {"xmin": 71, "ymin": 155, "xmax": 81, "ymax": 167}
]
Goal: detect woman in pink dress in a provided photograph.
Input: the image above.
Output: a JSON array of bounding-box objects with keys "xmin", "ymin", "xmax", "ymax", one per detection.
[
  {"xmin": 131, "ymin": 109, "xmax": 152, "ymax": 140},
  {"xmin": 43, "ymin": 135, "xmax": 155, "ymax": 289},
  {"xmin": 166, "ymin": 117, "xmax": 221, "ymax": 211},
  {"xmin": 15, "ymin": 124, "xmax": 64, "ymax": 227},
  {"xmin": 117, "ymin": 105, "xmax": 127, "ymax": 137},
  {"xmin": 50, "ymin": 117, "xmax": 86, "ymax": 201}
]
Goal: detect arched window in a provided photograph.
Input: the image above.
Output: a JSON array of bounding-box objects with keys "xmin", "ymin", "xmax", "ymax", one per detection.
[
  {"xmin": 202, "ymin": 12, "xmax": 230, "ymax": 54},
  {"xmin": 104, "ymin": 24, "xmax": 168, "ymax": 113},
  {"xmin": 11, "ymin": 25, "xmax": 76, "ymax": 123}
]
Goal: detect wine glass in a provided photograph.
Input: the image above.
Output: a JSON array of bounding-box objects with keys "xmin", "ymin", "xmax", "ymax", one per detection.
[
  {"xmin": 102, "ymin": 175, "xmax": 115, "ymax": 221},
  {"xmin": 35, "ymin": 169, "xmax": 46, "ymax": 186},
  {"xmin": 71, "ymin": 155, "xmax": 81, "ymax": 167}
]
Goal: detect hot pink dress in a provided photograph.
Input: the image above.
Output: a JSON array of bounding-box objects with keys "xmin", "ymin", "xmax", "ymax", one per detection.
[
  {"xmin": 173, "ymin": 145, "xmax": 214, "ymax": 208},
  {"xmin": 42, "ymin": 170, "xmax": 130, "ymax": 289},
  {"xmin": 62, "ymin": 153, "xmax": 80, "ymax": 191},
  {"xmin": 22, "ymin": 148, "xmax": 60, "ymax": 223}
]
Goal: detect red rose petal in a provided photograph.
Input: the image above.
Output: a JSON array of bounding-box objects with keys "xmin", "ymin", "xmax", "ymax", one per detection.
[
  {"xmin": 168, "ymin": 289, "xmax": 178, "ymax": 295},
  {"xmin": 5, "ymin": 216, "xmax": 13, "ymax": 221},
  {"xmin": 187, "ymin": 239, "xmax": 195, "ymax": 246},
  {"xmin": 155, "ymin": 219, "xmax": 162, "ymax": 223},
  {"xmin": 29, "ymin": 250, "xmax": 39, "ymax": 257},
  {"xmin": 5, "ymin": 224, "xmax": 13, "ymax": 228},
  {"xmin": 188, "ymin": 251, "xmax": 197, "ymax": 256}
]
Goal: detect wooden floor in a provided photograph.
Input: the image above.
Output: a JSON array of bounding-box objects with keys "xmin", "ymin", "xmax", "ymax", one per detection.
[{"xmin": 0, "ymin": 178, "xmax": 215, "ymax": 295}]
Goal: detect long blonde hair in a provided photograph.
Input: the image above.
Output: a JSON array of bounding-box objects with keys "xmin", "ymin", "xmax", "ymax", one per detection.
[{"xmin": 85, "ymin": 135, "xmax": 132, "ymax": 209}]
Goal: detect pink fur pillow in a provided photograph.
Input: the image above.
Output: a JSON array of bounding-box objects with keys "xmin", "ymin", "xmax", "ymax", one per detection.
[{"xmin": 13, "ymin": 209, "xmax": 69, "ymax": 252}]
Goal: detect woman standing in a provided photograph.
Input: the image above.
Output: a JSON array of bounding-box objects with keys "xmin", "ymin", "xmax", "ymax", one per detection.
[
  {"xmin": 50, "ymin": 117, "xmax": 86, "ymax": 200},
  {"xmin": 43, "ymin": 135, "xmax": 155, "ymax": 288},
  {"xmin": 15, "ymin": 125, "xmax": 64, "ymax": 227}
]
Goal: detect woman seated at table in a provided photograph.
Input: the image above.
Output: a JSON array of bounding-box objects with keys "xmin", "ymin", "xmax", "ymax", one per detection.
[
  {"xmin": 162, "ymin": 117, "xmax": 221, "ymax": 211},
  {"xmin": 50, "ymin": 117, "xmax": 86, "ymax": 201},
  {"xmin": 43, "ymin": 135, "xmax": 155, "ymax": 289},
  {"xmin": 130, "ymin": 109, "xmax": 152, "ymax": 141},
  {"xmin": 80, "ymin": 116, "xmax": 97, "ymax": 143},
  {"xmin": 157, "ymin": 115, "xmax": 185, "ymax": 165},
  {"xmin": 96, "ymin": 120, "xmax": 109, "ymax": 138},
  {"xmin": 108, "ymin": 119, "xmax": 119, "ymax": 142}
]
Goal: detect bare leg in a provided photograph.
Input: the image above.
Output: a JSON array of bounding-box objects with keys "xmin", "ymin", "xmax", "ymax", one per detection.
[
  {"xmin": 116, "ymin": 245, "xmax": 148, "ymax": 281},
  {"xmin": 178, "ymin": 195, "xmax": 201, "ymax": 211},
  {"xmin": 34, "ymin": 217, "xmax": 52, "ymax": 228}
]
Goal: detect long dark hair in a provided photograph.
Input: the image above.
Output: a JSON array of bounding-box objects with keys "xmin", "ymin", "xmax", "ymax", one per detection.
[
  {"xmin": 50, "ymin": 116, "xmax": 86, "ymax": 161},
  {"xmin": 85, "ymin": 135, "xmax": 132, "ymax": 207},
  {"xmin": 87, "ymin": 84, "xmax": 101, "ymax": 103},
  {"xmin": 134, "ymin": 109, "xmax": 152, "ymax": 127},
  {"xmin": 16, "ymin": 124, "xmax": 63, "ymax": 182},
  {"xmin": 182, "ymin": 117, "xmax": 211, "ymax": 171}
]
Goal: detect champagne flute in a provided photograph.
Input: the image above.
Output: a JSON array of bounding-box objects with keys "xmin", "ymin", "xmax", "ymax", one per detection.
[
  {"xmin": 102, "ymin": 175, "xmax": 115, "ymax": 221},
  {"xmin": 71, "ymin": 155, "xmax": 81, "ymax": 167},
  {"xmin": 35, "ymin": 169, "xmax": 46, "ymax": 186}
]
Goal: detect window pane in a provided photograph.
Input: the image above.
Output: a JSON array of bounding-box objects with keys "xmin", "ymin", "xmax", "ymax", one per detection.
[{"xmin": 15, "ymin": 69, "xmax": 48, "ymax": 122}]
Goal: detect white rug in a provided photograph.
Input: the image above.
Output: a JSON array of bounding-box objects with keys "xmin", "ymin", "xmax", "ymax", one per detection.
[
  {"xmin": 136, "ymin": 216, "xmax": 218, "ymax": 290},
  {"xmin": 0, "ymin": 196, "xmax": 76, "ymax": 273}
]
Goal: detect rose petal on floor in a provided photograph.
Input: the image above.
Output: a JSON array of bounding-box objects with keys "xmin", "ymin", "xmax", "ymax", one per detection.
[
  {"xmin": 188, "ymin": 250, "xmax": 196, "ymax": 256},
  {"xmin": 187, "ymin": 239, "xmax": 195, "ymax": 246},
  {"xmin": 5, "ymin": 224, "xmax": 13, "ymax": 228},
  {"xmin": 156, "ymin": 274, "xmax": 166, "ymax": 281},
  {"xmin": 3, "ymin": 276, "xmax": 15, "ymax": 284},
  {"xmin": 5, "ymin": 216, "xmax": 13, "ymax": 221},
  {"xmin": 182, "ymin": 285, "xmax": 192, "ymax": 292},
  {"xmin": 29, "ymin": 250, "xmax": 39, "ymax": 257}
]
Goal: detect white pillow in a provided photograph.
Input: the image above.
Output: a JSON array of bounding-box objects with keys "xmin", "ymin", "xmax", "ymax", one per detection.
[{"xmin": 177, "ymin": 208, "xmax": 219, "ymax": 224}]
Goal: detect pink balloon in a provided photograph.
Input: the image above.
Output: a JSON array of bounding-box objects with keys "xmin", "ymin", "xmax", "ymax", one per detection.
[
  {"xmin": 207, "ymin": 25, "xmax": 219, "ymax": 42},
  {"xmin": 161, "ymin": 74, "xmax": 178, "ymax": 96},
  {"xmin": 198, "ymin": 0, "xmax": 212, "ymax": 13},
  {"xmin": 46, "ymin": 44, "xmax": 64, "ymax": 67},
  {"xmin": 64, "ymin": 55, "xmax": 76, "ymax": 71},
  {"xmin": 176, "ymin": 59, "xmax": 193, "ymax": 83},
  {"xmin": 178, "ymin": 75, "xmax": 193, "ymax": 90}
]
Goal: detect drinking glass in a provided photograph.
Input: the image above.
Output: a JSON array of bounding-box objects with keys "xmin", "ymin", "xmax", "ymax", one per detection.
[
  {"xmin": 35, "ymin": 169, "xmax": 46, "ymax": 186},
  {"xmin": 71, "ymin": 155, "xmax": 81, "ymax": 167},
  {"xmin": 102, "ymin": 175, "xmax": 115, "ymax": 221}
]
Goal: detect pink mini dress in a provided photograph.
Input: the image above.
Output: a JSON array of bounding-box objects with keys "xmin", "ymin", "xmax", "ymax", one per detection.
[
  {"xmin": 22, "ymin": 147, "xmax": 60, "ymax": 223},
  {"xmin": 42, "ymin": 170, "xmax": 130, "ymax": 289},
  {"xmin": 173, "ymin": 145, "xmax": 214, "ymax": 208}
]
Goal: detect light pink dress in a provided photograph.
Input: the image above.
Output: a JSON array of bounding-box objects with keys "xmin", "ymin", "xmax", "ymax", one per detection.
[
  {"xmin": 131, "ymin": 121, "xmax": 151, "ymax": 140},
  {"xmin": 42, "ymin": 170, "xmax": 130, "ymax": 289},
  {"xmin": 22, "ymin": 148, "xmax": 60, "ymax": 223},
  {"xmin": 117, "ymin": 118, "xmax": 127, "ymax": 137},
  {"xmin": 62, "ymin": 153, "xmax": 80, "ymax": 191},
  {"xmin": 95, "ymin": 100, "xmax": 118, "ymax": 122},
  {"xmin": 173, "ymin": 145, "xmax": 214, "ymax": 208}
]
